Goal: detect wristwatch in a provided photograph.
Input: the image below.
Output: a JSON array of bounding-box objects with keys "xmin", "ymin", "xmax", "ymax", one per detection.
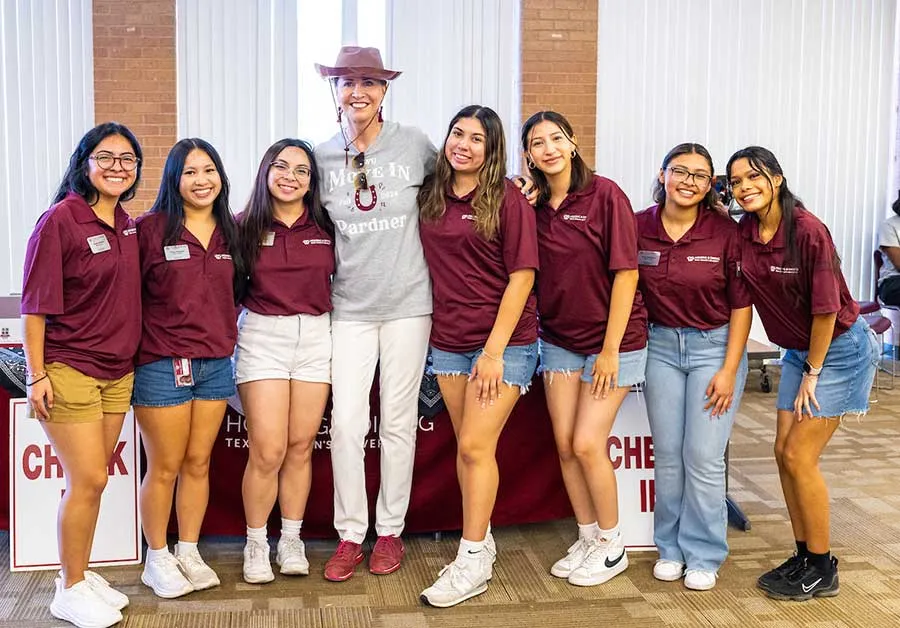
[{"xmin": 803, "ymin": 360, "xmax": 823, "ymax": 376}]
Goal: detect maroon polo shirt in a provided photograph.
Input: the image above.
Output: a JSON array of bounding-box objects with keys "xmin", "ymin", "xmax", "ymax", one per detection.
[
  {"xmin": 536, "ymin": 175, "xmax": 647, "ymax": 354},
  {"xmin": 737, "ymin": 207, "xmax": 859, "ymax": 350},
  {"xmin": 636, "ymin": 205, "xmax": 752, "ymax": 330},
  {"xmin": 419, "ymin": 179, "xmax": 539, "ymax": 352},
  {"xmin": 21, "ymin": 192, "xmax": 141, "ymax": 379},
  {"xmin": 242, "ymin": 211, "xmax": 335, "ymax": 316},
  {"xmin": 136, "ymin": 211, "xmax": 237, "ymax": 364}
]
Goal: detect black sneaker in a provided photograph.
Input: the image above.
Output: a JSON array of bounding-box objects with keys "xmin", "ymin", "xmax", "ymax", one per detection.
[
  {"xmin": 756, "ymin": 553, "xmax": 805, "ymax": 592},
  {"xmin": 763, "ymin": 557, "xmax": 839, "ymax": 601}
]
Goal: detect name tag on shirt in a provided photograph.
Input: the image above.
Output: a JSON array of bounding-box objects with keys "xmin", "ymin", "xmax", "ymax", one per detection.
[
  {"xmin": 164, "ymin": 244, "xmax": 191, "ymax": 261},
  {"xmin": 638, "ymin": 250, "xmax": 661, "ymax": 266},
  {"xmin": 262, "ymin": 231, "xmax": 276, "ymax": 247},
  {"xmin": 87, "ymin": 234, "xmax": 111, "ymax": 254}
]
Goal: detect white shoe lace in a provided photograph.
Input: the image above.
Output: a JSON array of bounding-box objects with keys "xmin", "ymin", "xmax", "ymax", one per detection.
[
  {"xmin": 579, "ymin": 537, "xmax": 612, "ymax": 569},
  {"xmin": 179, "ymin": 548, "xmax": 208, "ymax": 573},
  {"xmin": 279, "ymin": 536, "xmax": 304, "ymax": 555}
]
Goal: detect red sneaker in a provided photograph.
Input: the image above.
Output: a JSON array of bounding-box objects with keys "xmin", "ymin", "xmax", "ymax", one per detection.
[
  {"xmin": 324, "ymin": 540, "xmax": 364, "ymax": 582},
  {"xmin": 369, "ymin": 535, "xmax": 405, "ymax": 575}
]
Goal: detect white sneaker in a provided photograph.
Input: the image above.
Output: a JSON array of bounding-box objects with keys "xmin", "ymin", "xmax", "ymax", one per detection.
[
  {"xmin": 276, "ymin": 536, "xmax": 309, "ymax": 576},
  {"xmin": 243, "ymin": 538, "xmax": 275, "ymax": 584},
  {"xmin": 653, "ymin": 559, "xmax": 685, "ymax": 582},
  {"xmin": 420, "ymin": 555, "xmax": 491, "ymax": 608},
  {"xmin": 59, "ymin": 571, "xmax": 129, "ymax": 611},
  {"xmin": 141, "ymin": 551, "xmax": 194, "ymax": 598},
  {"xmin": 684, "ymin": 569, "xmax": 718, "ymax": 591},
  {"xmin": 567, "ymin": 535, "xmax": 629, "ymax": 586},
  {"xmin": 484, "ymin": 532, "xmax": 497, "ymax": 578},
  {"xmin": 174, "ymin": 545, "xmax": 220, "ymax": 590},
  {"xmin": 50, "ymin": 578, "xmax": 123, "ymax": 628},
  {"xmin": 551, "ymin": 537, "xmax": 593, "ymax": 578}
]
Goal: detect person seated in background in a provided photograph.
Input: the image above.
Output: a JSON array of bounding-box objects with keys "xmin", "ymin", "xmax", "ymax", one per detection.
[{"xmin": 877, "ymin": 190, "xmax": 900, "ymax": 306}]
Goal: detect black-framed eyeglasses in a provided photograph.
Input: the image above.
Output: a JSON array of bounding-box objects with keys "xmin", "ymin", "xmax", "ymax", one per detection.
[
  {"xmin": 90, "ymin": 153, "xmax": 140, "ymax": 171},
  {"xmin": 269, "ymin": 161, "xmax": 311, "ymax": 180},
  {"xmin": 667, "ymin": 166, "xmax": 711, "ymax": 186}
]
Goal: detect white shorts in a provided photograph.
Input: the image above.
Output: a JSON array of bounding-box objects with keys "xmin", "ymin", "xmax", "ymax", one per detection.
[{"xmin": 235, "ymin": 309, "xmax": 332, "ymax": 385}]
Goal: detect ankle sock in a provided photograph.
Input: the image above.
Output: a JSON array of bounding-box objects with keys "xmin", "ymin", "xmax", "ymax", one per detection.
[
  {"xmin": 459, "ymin": 537, "xmax": 486, "ymax": 560},
  {"xmin": 281, "ymin": 518, "xmax": 302, "ymax": 538},
  {"xmin": 795, "ymin": 540, "xmax": 809, "ymax": 557},
  {"xmin": 146, "ymin": 546, "xmax": 169, "ymax": 560},
  {"xmin": 578, "ymin": 522, "xmax": 601, "ymax": 540},
  {"xmin": 247, "ymin": 525, "xmax": 267, "ymax": 543},
  {"xmin": 598, "ymin": 524, "xmax": 620, "ymax": 542},
  {"xmin": 807, "ymin": 550, "xmax": 832, "ymax": 573},
  {"xmin": 176, "ymin": 540, "xmax": 197, "ymax": 556}
]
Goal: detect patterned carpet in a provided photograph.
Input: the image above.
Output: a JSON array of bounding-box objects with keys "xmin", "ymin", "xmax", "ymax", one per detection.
[{"xmin": 2, "ymin": 365, "xmax": 898, "ymax": 627}]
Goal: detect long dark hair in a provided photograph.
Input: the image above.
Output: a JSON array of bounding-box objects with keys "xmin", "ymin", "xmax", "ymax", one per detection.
[
  {"xmin": 520, "ymin": 110, "xmax": 594, "ymax": 207},
  {"xmin": 652, "ymin": 143, "xmax": 720, "ymax": 214},
  {"xmin": 149, "ymin": 138, "xmax": 245, "ymax": 299},
  {"xmin": 726, "ymin": 146, "xmax": 840, "ymax": 303},
  {"xmin": 892, "ymin": 189, "xmax": 900, "ymax": 217},
  {"xmin": 419, "ymin": 105, "xmax": 507, "ymax": 240},
  {"xmin": 240, "ymin": 139, "xmax": 332, "ymax": 279},
  {"xmin": 54, "ymin": 122, "xmax": 143, "ymax": 205}
]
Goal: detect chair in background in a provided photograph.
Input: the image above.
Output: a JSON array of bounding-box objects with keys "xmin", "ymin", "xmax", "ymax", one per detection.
[{"xmin": 860, "ymin": 250, "xmax": 896, "ymax": 394}]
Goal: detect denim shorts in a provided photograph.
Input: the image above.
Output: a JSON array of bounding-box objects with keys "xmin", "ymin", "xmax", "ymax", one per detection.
[
  {"xmin": 539, "ymin": 340, "xmax": 648, "ymax": 387},
  {"xmin": 132, "ymin": 357, "xmax": 236, "ymax": 407},
  {"xmin": 429, "ymin": 342, "xmax": 538, "ymax": 392},
  {"xmin": 776, "ymin": 316, "xmax": 879, "ymax": 418}
]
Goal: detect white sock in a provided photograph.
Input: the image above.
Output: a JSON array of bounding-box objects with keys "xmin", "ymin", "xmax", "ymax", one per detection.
[
  {"xmin": 458, "ymin": 537, "xmax": 486, "ymax": 561},
  {"xmin": 599, "ymin": 524, "xmax": 620, "ymax": 541},
  {"xmin": 578, "ymin": 522, "xmax": 600, "ymax": 540},
  {"xmin": 247, "ymin": 525, "xmax": 267, "ymax": 543},
  {"xmin": 176, "ymin": 540, "xmax": 197, "ymax": 556},
  {"xmin": 281, "ymin": 518, "xmax": 302, "ymax": 538},
  {"xmin": 146, "ymin": 546, "xmax": 169, "ymax": 560}
]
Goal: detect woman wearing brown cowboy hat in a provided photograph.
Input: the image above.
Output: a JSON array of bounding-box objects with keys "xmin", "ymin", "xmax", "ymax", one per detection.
[{"xmin": 313, "ymin": 46, "xmax": 437, "ymax": 582}]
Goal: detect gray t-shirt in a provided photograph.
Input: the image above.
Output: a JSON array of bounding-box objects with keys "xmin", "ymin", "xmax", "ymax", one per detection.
[
  {"xmin": 878, "ymin": 214, "xmax": 900, "ymax": 284},
  {"xmin": 316, "ymin": 121, "xmax": 437, "ymax": 321}
]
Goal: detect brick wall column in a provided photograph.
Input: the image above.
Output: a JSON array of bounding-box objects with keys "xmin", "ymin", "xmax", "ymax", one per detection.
[
  {"xmin": 521, "ymin": 0, "xmax": 598, "ymax": 169},
  {"xmin": 93, "ymin": 0, "xmax": 177, "ymax": 216}
]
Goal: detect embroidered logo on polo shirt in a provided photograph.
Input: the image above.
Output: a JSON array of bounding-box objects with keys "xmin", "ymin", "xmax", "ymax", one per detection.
[
  {"xmin": 122, "ymin": 227, "xmax": 137, "ymax": 236},
  {"xmin": 562, "ymin": 214, "xmax": 587, "ymax": 221},
  {"xmin": 303, "ymin": 239, "xmax": 332, "ymax": 246},
  {"xmin": 770, "ymin": 265, "xmax": 799, "ymax": 274},
  {"xmin": 686, "ymin": 255, "xmax": 720, "ymax": 263},
  {"xmin": 461, "ymin": 214, "xmax": 476, "ymax": 221},
  {"xmin": 214, "ymin": 254, "xmax": 232, "ymax": 260}
]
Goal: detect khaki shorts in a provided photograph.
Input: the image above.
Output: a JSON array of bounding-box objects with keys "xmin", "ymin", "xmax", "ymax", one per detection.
[{"xmin": 28, "ymin": 362, "xmax": 134, "ymax": 423}]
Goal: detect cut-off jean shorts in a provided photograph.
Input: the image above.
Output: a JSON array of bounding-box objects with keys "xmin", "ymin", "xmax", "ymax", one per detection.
[
  {"xmin": 132, "ymin": 356, "xmax": 236, "ymax": 408},
  {"xmin": 429, "ymin": 342, "xmax": 539, "ymax": 393},
  {"xmin": 538, "ymin": 339, "xmax": 648, "ymax": 387},
  {"xmin": 776, "ymin": 316, "xmax": 879, "ymax": 418}
]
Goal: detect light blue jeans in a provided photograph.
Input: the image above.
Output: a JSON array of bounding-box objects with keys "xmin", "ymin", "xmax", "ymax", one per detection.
[{"xmin": 644, "ymin": 323, "xmax": 748, "ymax": 572}]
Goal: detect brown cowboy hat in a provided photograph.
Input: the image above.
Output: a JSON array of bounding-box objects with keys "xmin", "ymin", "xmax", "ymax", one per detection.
[{"xmin": 314, "ymin": 46, "xmax": 401, "ymax": 81}]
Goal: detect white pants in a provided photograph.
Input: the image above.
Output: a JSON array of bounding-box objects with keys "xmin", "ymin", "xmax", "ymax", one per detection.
[{"xmin": 330, "ymin": 315, "xmax": 431, "ymax": 543}]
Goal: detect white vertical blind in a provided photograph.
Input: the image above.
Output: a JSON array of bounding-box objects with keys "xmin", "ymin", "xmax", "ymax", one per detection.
[
  {"xmin": 385, "ymin": 0, "xmax": 521, "ymax": 173},
  {"xmin": 0, "ymin": 0, "xmax": 94, "ymax": 297},
  {"xmin": 596, "ymin": 0, "xmax": 898, "ymax": 300},
  {"xmin": 177, "ymin": 0, "xmax": 301, "ymax": 211}
]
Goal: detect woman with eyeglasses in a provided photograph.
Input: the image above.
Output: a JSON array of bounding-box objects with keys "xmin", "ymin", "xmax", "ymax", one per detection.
[
  {"xmin": 235, "ymin": 139, "xmax": 335, "ymax": 584},
  {"xmin": 22, "ymin": 122, "xmax": 142, "ymax": 628},
  {"xmin": 133, "ymin": 138, "xmax": 244, "ymax": 599},
  {"xmin": 636, "ymin": 143, "xmax": 751, "ymax": 591},
  {"xmin": 313, "ymin": 46, "xmax": 437, "ymax": 581},
  {"xmin": 520, "ymin": 110, "xmax": 646, "ymax": 589},
  {"xmin": 727, "ymin": 146, "xmax": 878, "ymax": 601},
  {"xmin": 417, "ymin": 104, "xmax": 538, "ymax": 608}
]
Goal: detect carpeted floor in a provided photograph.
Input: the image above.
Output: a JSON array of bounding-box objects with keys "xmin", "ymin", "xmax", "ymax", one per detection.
[{"xmin": 2, "ymin": 365, "xmax": 898, "ymax": 627}]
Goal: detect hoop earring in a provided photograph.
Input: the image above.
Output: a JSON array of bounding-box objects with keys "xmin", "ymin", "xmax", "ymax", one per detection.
[
  {"xmin": 527, "ymin": 159, "xmax": 536, "ymax": 170},
  {"xmin": 377, "ymin": 106, "xmax": 384, "ymax": 123},
  {"xmin": 571, "ymin": 149, "xmax": 577, "ymax": 158},
  {"xmin": 336, "ymin": 107, "xmax": 342, "ymax": 123}
]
